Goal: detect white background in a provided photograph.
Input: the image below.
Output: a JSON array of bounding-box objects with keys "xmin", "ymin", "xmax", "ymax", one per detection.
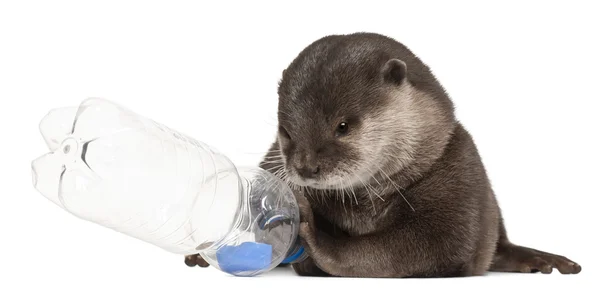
[{"xmin": 1, "ymin": 1, "xmax": 598, "ymax": 288}]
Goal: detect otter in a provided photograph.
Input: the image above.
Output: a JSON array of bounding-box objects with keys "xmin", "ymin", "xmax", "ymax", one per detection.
[{"xmin": 186, "ymin": 32, "xmax": 581, "ymax": 277}]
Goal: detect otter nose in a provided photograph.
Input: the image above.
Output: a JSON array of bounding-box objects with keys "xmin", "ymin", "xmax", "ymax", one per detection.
[{"xmin": 296, "ymin": 165, "xmax": 320, "ymax": 179}]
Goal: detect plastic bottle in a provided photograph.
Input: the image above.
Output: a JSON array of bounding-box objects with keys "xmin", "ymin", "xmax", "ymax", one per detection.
[{"xmin": 31, "ymin": 97, "xmax": 307, "ymax": 277}]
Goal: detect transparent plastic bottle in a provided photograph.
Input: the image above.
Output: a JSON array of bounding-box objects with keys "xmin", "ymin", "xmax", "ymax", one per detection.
[{"xmin": 31, "ymin": 98, "xmax": 306, "ymax": 277}]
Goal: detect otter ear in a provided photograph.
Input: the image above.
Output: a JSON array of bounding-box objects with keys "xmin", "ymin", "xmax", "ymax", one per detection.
[
  {"xmin": 278, "ymin": 69, "xmax": 287, "ymax": 86},
  {"xmin": 381, "ymin": 59, "xmax": 407, "ymax": 85}
]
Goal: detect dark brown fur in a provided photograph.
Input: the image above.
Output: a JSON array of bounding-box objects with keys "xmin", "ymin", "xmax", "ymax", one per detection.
[{"xmin": 186, "ymin": 32, "xmax": 581, "ymax": 277}]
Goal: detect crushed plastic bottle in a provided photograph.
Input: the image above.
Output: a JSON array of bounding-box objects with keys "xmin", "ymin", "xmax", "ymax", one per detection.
[{"xmin": 31, "ymin": 97, "xmax": 307, "ymax": 277}]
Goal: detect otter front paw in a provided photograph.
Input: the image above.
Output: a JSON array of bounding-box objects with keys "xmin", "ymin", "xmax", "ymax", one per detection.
[
  {"xmin": 292, "ymin": 256, "xmax": 332, "ymax": 277},
  {"xmin": 294, "ymin": 192, "xmax": 319, "ymax": 254},
  {"xmin": 299, "ymin": 222, "xmax": 318, "ymax": 247},
  {"xmin": 184, "ymin": 254, "xmax": 209, "ymax": 268},
  {"xmin": 297, "ymin": 219, "xmax": 338, "ymax": 276},
  {"xmin": 295, "ymin": 191, "xmax": 315, "ymax": 227}
]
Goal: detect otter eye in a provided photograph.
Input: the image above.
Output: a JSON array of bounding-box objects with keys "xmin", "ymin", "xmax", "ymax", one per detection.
[
  {"xmin": 279, "ymin": 126, "xmax": 291, "ymax": 140},
  {"xmin": 336, "ymin": 122, "xmax": 349, "ymax": 136}
]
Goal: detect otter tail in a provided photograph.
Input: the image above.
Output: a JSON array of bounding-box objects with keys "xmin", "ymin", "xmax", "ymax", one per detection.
[{"xmin": 488, "ymin": 218, "xmax": 581, "ymax": 274}]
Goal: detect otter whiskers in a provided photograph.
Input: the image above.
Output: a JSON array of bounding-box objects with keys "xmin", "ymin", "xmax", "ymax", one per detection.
[{"xmin": 373, "ymin": 162, "xmax": 416, "ymax": 212}]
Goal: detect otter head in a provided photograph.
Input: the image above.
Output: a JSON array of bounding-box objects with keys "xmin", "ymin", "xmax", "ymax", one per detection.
[{"xmin": 275, "ymin": 33, "xmax": 455, "ymax": 191}]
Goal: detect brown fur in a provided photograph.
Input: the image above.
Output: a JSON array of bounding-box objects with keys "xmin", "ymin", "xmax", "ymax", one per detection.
[{"xmin": 186, "ymin": 32, "xmax": 581, "ymax": 277}]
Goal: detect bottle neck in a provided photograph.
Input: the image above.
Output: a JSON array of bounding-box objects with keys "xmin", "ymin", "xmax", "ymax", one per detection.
[
  {"xmin": 280, "ymin": 239, "xmax": 309, "ymax": 264},
  {"xmin": 236, "ymin": 170, "xmax": 309, "ymax": 265},
  {"xmin": 200, "ymin": 167, "xmax": 307, "ymax": 268}
]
